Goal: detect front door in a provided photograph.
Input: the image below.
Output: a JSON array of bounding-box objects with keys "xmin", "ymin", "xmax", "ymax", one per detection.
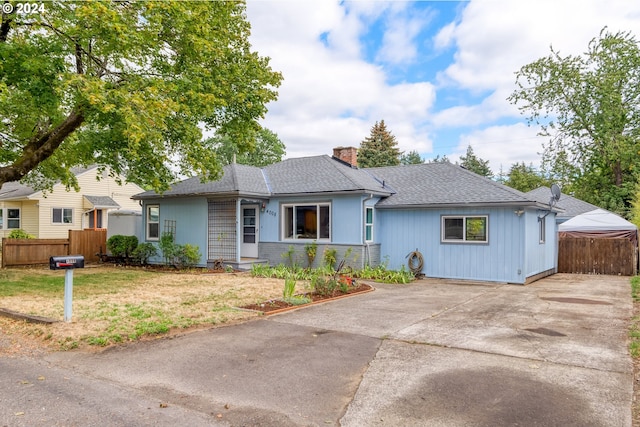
[{"xmin": 241, "ymin": 205, "xmax": 259, "ymax": 258}]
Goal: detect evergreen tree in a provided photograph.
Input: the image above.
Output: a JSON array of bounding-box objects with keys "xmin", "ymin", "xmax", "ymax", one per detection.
[
  {"xmin": 428, "ymin": 155, "xmax": 450, "ymax": 163},
  {"xmin": 357, "ymin": 120, "xmax": 401, "ymax": 168},
  {"xmin": 400, "ymin": 150, "xmax": 423, "ymax": 165},
  {"xmin": 459, "ymin": 145, "xmax": 492, "ymax": 177}
]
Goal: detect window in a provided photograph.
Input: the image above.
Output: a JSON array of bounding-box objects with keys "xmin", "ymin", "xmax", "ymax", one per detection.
[
  {"xmin": 365, "ymin": 207, "xmax": 374, "ymax": 242},
  {"xmin": 442, "ymin": 215, "xmax": 488, "ymax": 243},
  {"xmin": 7, "ymin": 208, "xmax": 20, "ymax": 229},
  {"xmin": 282, "ymin": 203, "xmax": 330, "ymax": 240},
  {"xmin": 146, "ymin": 205, "xmax": 160, "ymax": 240},
  {"xmin": 52, "ymin": 208, "xmax": 73, "ymax": 224},
  {"xmin": 539, "ymin": 217, "xmax": 546, "ymax": 244}
]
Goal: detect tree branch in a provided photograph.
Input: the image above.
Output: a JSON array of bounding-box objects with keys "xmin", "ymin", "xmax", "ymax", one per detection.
[{"xmin": 0, "ymin": 109, "xmax": 85, "ymax": 187}]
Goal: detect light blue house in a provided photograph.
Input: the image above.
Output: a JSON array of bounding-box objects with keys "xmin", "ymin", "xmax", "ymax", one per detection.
[{"xmin": 133, "ymin": 147, "xmax": 560, "ymax": 284}]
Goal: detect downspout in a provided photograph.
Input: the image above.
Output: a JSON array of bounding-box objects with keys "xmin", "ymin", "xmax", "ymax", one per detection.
[
  {"xmin": 363, "ymin": 193, "xmax": 373, "ymax": 267},
  {"xmin": 236, "ymin": 198, "xmax": 241, "ymax": 264}
]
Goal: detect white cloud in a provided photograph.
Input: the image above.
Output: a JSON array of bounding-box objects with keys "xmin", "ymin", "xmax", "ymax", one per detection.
[
  {"xmin": 451, "ymin": 123, "xmax": 546, "ymax": 173},
  {"xmin": 246, "ymin": 0, "xmax": 640, "ymax": 169}
]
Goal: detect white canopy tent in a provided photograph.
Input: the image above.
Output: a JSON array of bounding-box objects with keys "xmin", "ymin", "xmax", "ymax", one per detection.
[{"xmin": 559, "ymin": 209, "xmax": 637, "ymax": 240}]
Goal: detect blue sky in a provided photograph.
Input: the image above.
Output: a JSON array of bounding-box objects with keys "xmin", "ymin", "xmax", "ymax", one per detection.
[{"xmin": 245, "ymin": 0, "xmax": 640, "ymax": 174}]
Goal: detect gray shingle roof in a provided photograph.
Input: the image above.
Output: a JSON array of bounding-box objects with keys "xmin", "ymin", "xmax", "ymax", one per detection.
[
  {"xmin": 134, "ymin": 157, "xmax": 551, "ymax": 209},
  {"xmin": 83, "ymin": 195, "xmax": 120, "ymax": 208},
  {"xmin": 369, "ymin": 162, "xmax": 541, "ymax": 208},
  {"xmin": 525, "ymin": 187, "xmax": 599, "ymax": 219},
  {"xmin": 133, "ymin": 163, "xmax": 270, "ymax": 199},
  {"xmin": 263, "ymin": 155, "xmax": 389, "ymax": 195}
]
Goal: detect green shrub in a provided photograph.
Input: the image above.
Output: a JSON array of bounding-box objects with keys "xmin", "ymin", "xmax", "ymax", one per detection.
[
  {"xmin": 175, "ymin": 243, "xmax": 201, "ymax": 268},
  {"xmin": 311, "ymin": 275, "xmax": 339, "ymax": 297},
  {"xmin": 304, "ymin": 241, "xmax": 317, "ymax": 268},
  {"xmin": 132, "ymin": 243, "xmax": 158, "ymax": 265},
  {"xmin": 107, "ymin": 235, "xmax": 138, "ymax": 257},
  {"xmin": 8, "ymin": 229, "xmax": 35, "ymax": 239},
  {"xmin": 159, "ymin": 232, "xmax": 177, "ymax": 265},
  {"xmin": 322, "ymin": 247, "xmax": 337, "ymax": 269}
]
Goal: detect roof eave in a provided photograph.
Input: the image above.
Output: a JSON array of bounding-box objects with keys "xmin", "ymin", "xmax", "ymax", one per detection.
[
  {"xmin": 375, "ymin": 201, "xmax": 553, "ymax": 210},
  {"xmin": 133, "ymin": 190, "xmax": 270, "ymax": 200}
]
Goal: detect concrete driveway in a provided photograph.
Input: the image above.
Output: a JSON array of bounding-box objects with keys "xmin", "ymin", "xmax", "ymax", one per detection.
[{"xmin": 35, "ymin": 274, "xmax": 634, "ymax": 426}]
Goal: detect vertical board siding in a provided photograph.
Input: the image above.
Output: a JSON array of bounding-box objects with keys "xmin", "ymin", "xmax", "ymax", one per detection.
[
  {"xmin": 142, "ymin": 198, "xmax": 208, "ymax": 266},
  {"xmin": 378, "ymin": 207, "xmax": 527, "ymax": 283},
  {"xmin": 558, "ymin": 237, "xmax": 637, "ymax": 275}
]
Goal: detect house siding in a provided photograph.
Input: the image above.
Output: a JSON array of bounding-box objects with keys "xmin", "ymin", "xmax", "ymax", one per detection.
[
  {"xmin": 523, "ymin": 210, "xmax": 557, "ymax": 278},
  {"xmin": 377, "ymin": 207, "xmax": 528, "ymax": 284},
  {"xmin": 142, "ymin": 197, "xmax": 209, "ymax": 266}
]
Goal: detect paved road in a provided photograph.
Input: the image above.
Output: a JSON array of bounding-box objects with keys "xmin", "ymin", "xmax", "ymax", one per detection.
[{"xmin": 0, "ymin": 274, "xmax": 633, "ymax": 426}]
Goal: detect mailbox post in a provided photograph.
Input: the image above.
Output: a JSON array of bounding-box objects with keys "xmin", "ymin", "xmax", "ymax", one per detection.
[{"xmin": 50, "ymin": 255, "xmax": 85, "ymax": 322}]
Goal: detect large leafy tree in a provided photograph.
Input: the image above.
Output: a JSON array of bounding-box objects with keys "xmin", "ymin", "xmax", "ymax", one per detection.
[
  {"xmin": 357, "ymin": 120, "xmax": 401, "ymax": 168},
  {"xmin": 503, "ymin": 162, "xmax": 551, "ymax": 192},
  {"xmin": 458, "ymin": 145, "xmax": 492, "ymax": 177},
  {"xmin": 508, "ymin": 28, "xmax": 640, "ymax": 215},
  {"xmin": 210, "ymin": 128, "xmax": 286, "ymax": 167},
  {"xmin": 0, "ymin": 1, "xmax": 282, "ymax": 192}
]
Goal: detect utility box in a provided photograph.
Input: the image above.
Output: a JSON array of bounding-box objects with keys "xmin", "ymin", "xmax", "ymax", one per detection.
[{"xmin": 50, "ymin": 255, "xmax": 85, "ymax": 270}]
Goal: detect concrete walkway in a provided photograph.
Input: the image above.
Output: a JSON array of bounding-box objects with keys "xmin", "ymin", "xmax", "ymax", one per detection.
[{"xmin": 7, "ymin": 273, "xmax": 633, "ymax": 426}]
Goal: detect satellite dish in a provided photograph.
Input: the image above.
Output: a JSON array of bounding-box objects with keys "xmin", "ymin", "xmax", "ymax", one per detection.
[{"xmin": 550, "ymin": 183, "xmax": 561, "ymax": 202}]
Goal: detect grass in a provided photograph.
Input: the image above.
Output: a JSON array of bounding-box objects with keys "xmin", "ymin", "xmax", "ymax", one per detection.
[
  {"xmin": 0, "ymin": 266, "xmax": 286, "ymax": 351},
  {"xmin": 630, "ymin": 276, "xmax": 640, "ymax": 358}
]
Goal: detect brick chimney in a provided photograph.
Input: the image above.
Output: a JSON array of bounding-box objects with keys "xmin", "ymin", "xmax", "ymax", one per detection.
[{"xmin": 333, "ymin": 146, "xmax": 358, "ymax": 167}]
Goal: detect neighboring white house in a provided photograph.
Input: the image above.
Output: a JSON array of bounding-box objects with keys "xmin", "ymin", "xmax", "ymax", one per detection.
[{"xmin": 0, "ymin": 166, "xmax": 144, "ymax": 239}]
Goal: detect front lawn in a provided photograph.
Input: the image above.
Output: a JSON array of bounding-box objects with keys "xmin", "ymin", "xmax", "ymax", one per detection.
[{"xmin": 0, "ymin": 266, "xmax": 286, "ymax": 351}]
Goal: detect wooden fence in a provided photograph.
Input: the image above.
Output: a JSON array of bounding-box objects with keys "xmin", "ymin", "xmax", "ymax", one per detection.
[
  {"xmin": 558, "ymin": 237, "xmax": 638, "ymax": 276},
  {"xmin": 1, "ymin": 229, "xmax": 106, "ymax": 268}
]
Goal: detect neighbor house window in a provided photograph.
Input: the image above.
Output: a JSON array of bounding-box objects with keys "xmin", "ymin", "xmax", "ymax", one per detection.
[
  {"xmin": 282, "ymin": 203, "xmax": 330, "ymax": 240},
  {"xmin": 539, "ymin": 217, "xmax": 546, "ymax": 244},
  {"xmin": 441, "ymin": 215, "xmax": 488, "ymax": 243},
  {"xmin": 365, "ymin": 207, "xmax": 374, "ymax": 242},
  {"xmin": 52, "ymin": 208, "xmax": 73, "ymax": 224},
  {"xmin": 7, "ymin": 208, "xmax": 20, "ymax": 229},
  {"xmin": 146, "ymin": 205, "xmax": 160, "ymax": 240}
]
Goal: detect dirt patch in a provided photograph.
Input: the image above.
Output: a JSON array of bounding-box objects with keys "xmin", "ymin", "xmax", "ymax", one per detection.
[{"xmin": 240, "ymin": 282, "xmax": 373, "ymax": 314}]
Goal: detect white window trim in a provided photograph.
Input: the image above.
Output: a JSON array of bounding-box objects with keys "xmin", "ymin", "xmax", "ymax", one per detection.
[
  {"xmin": 539, "ymin": 217, "xmax": 546, "ymax": 244},
  {"xmin": 146, "ymin": 205, "xmax": 160, "ymax": 241},
  {"xmin": 52, "ymin": 207, "xmax": 73, "ymax": 225},
  {"xmin": 441, "ymin": 215, "xmax": 489, "ymax": 244},
  {"xmin": 6, "ymin": 208, "xmax": 21, "ymax": 230},
  {"xmin": 281, "ymin": 202, "xmax": 331, "ymax": 241},
  {"xmin": 365, "ymin": 207, "xmax": 374, "ymax": 242}
]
